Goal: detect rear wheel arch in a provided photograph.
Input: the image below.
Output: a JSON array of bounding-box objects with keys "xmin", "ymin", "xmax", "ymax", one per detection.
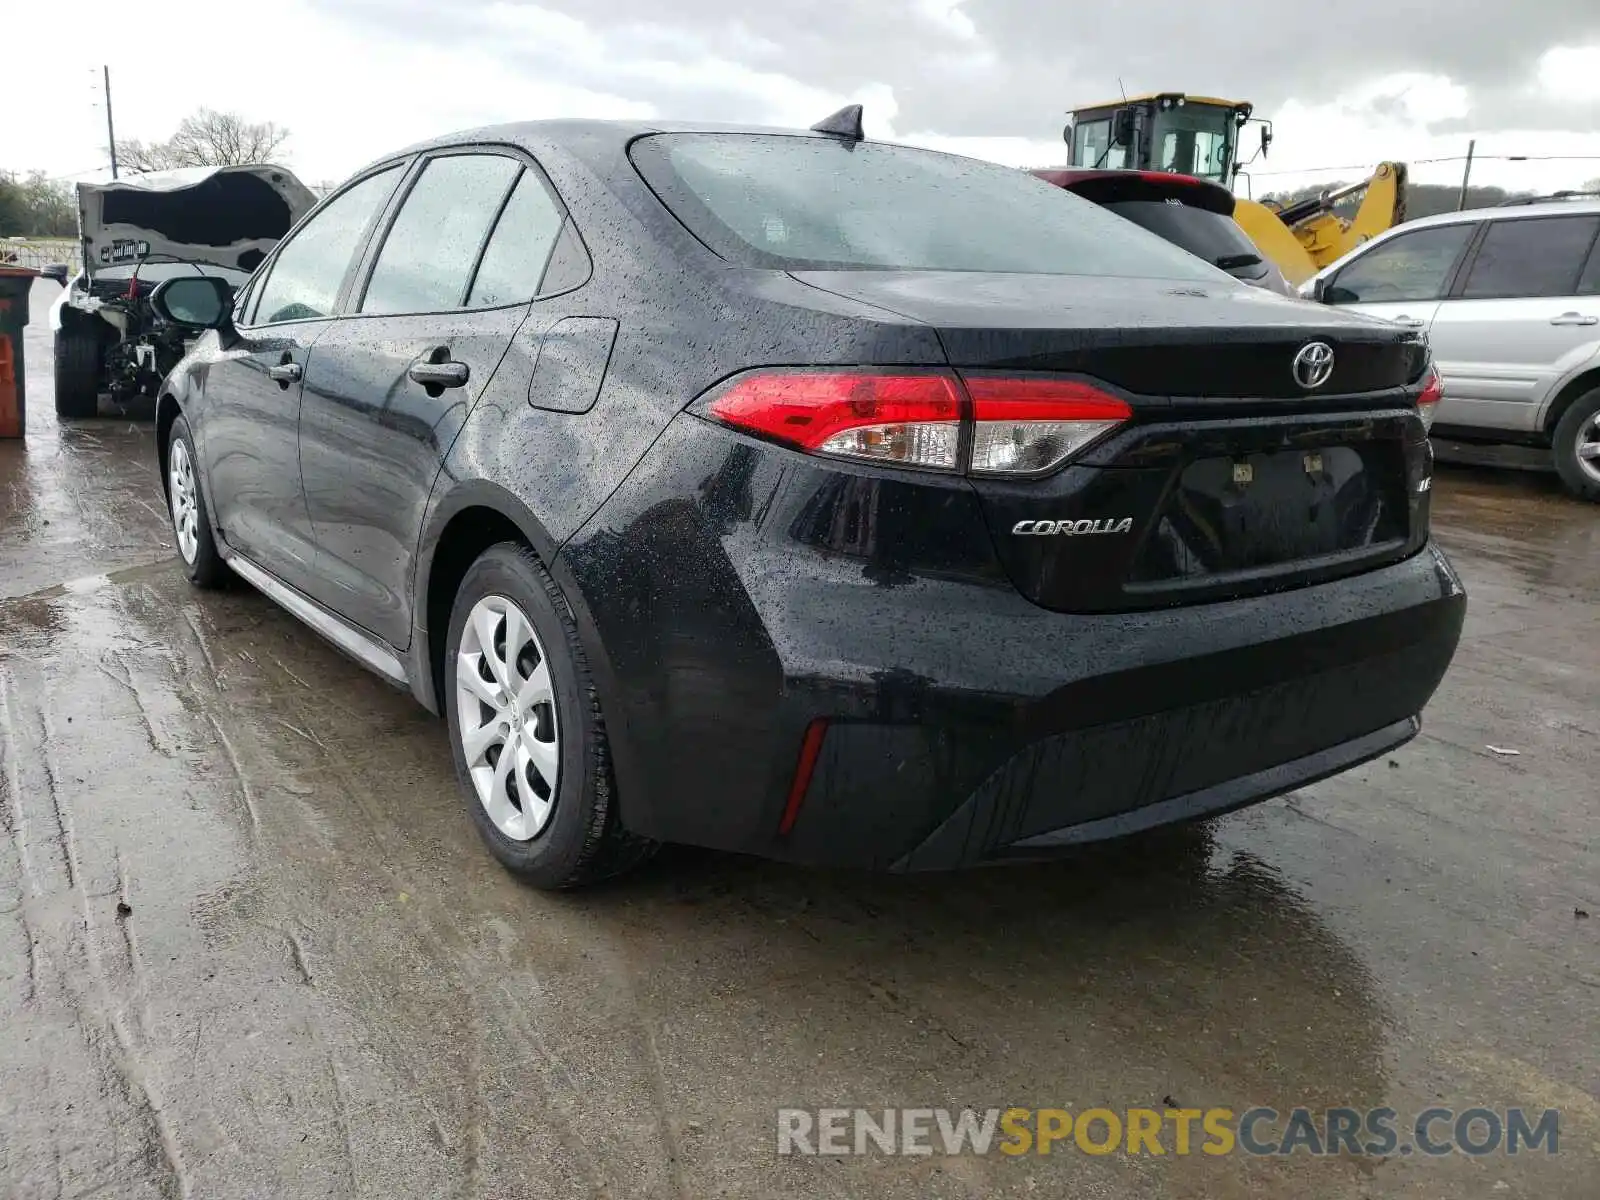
[
  {"xmin": 1542, "ymin": 364, "xmax": 1600, "ymax": 438},
  {"xmin": 413, "ymin": 482, "xmax": 565, "ymax": 710},
  {"xmin": 415, "ymin": 486, "xmax": 647, "ymax": 834}
]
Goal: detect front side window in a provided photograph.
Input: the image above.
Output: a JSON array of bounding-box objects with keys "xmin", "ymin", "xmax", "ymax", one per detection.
[
  {"xmin": 231, "ymin": 275, "xmax": 257, "ymax": 326},
  {"xmin": 1461, "ymin": 216, "xmax": 1600, "ymax": 300},
  {"xmin": 1158, "ymin": 129, "xmax": 1230, "ymax": 181},
  {"xmin": 1325, "ymin": 224, "xmax": 1474, "ymax": 304},
  {"xmin": 631, "ymin": 134, "xmax": 1218, "ymax": 280},
  {"xmin": 467, "ymin": 171, "xmax": 567, "ymax": 308},
  {"xmin": 1149, "ymin": 106, "xmax": 1235, "ymax": 182},
  {"xmin": 361, "ymin": 154, "xmax": 522, "ymax": 315},
  {"xmin": 253, "ymin": 165, "xmax": 403, "ymax": 325},
  {"xmin": 1072, "ymin": 120, "xmax": 1125, "ymax": 170}
]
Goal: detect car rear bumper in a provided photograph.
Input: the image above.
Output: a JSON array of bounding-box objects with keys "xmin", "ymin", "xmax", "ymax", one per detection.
[
  {"xmin": 561, "ymin": 421, "xmax": 1467, "ymax": 869},
  {"xmin": 778, "ymin": 566, "xmax": 1459, "ymax": 870}
]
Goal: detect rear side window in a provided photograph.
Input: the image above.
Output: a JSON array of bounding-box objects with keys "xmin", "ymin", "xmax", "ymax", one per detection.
[
  {"xmin": 467, "ymin": 171, "xmax": 566, "ymax": 308},
  {"xmin": 1325, "ymin": 224, "xmax": 1473, "ymax": 305},
  {"xmin": 254, "ymin": 165, "xmax": 402, "ymax": 325},
  {"xmin": 1580, "ymin": 234, "xmax": 1600, "ymax": 296},
  {"xmin": 361, "ymin": 154, "xmax": 521, "ymax": 315},
  {"xmin": 630, "ymin": 134, "xmax": 1218, "ymax": 279},
  {"xmin": 1103, "ymin": 200, "xmax": 1267, "ymax": 280},
  {"xmin": 1460, "ymin": 215, "xmax": 1600, "ymax": 299}
]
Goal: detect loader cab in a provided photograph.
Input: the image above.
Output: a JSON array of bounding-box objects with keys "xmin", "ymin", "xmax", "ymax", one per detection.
[{"xmin": 1065, "ymin": 94, "xmax": 1259, "ymax": 187}]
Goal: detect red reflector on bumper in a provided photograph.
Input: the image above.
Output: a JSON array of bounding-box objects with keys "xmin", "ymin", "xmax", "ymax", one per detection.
[{"xmin": 778, "ymin": 718, "xmax": 829, "ymax": 835}]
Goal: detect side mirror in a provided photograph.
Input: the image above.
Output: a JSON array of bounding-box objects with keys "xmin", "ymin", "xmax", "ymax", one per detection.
[
  {"xmin": 40, "ymin": 264, "xmax": 69, "ymax": 287},
  {"xmin": 1112, "ymin": 107, "xmax": 1136, "ymax": 147},
  {"xmin": 1310, "ymin": 277, "xmax": 1328, "ymax": 303},
  {"xmin": 151, "ymin": 276, "xmax": 233, "ymax": 329},
  {"xmin": 1260, "ymin": 126, "xmax": 1272, "ymax": 156}
]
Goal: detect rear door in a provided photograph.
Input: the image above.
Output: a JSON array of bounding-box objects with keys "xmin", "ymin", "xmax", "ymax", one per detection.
[
  {"xmin": 1320, "ymin": 221, "xmax": 1476, "ymax": 336},
  {"xmin": 197, "ymin": 164, "xmax": 405, "ymax": 591},
  {"xmin": 296, "ymin": 151, "xmax": 568, "ymax": 646},
  {"xmin": 1423, "ymin": 213, "xmax": 1600, "ymax": 433}
]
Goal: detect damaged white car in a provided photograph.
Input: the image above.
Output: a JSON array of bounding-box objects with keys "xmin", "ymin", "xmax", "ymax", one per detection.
[{"xmin": 48, "ymin": 164, "xmax": 316, "ymax": 418}]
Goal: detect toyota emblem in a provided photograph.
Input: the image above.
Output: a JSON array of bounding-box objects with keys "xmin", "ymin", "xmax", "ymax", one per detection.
[{"xmin": 1293, "ymin": 342, "xmax": 1335, "ymax": 390}]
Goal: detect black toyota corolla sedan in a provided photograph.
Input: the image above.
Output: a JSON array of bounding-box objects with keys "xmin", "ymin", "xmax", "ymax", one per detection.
[{"xmin": 148, "ymin": 113, "xmax": 1465, "ymax": 888}]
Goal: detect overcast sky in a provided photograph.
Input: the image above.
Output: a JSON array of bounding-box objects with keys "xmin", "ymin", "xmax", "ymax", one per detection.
[{"xmin": 4, "ymin": 0, "xmax": 1599, "ymax": 196}]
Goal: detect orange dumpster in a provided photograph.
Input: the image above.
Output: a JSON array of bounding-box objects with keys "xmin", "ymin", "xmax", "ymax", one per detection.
[{"xmin": 0, "ymin": 265, "xmax": 41, "ymax": 438}]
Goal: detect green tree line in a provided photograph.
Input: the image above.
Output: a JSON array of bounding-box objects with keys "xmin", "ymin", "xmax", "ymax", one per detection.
[{"xmin": 0, "ymin": 172, "xmax": 77, "ymax": 238}]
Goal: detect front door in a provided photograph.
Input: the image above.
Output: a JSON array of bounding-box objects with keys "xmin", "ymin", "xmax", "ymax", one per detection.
[
  {"xmin": 297, "ymin": 152, "xmax": 567, "ymax": 646},
  {"xmin": 198, "ymin": 163, "xmax": 407, "ymax": 590},
  {"xmin": 199, "ymin": 321, "xmax": 326, "ymax": 588},
  {"xmin": 1423, "ymin": 213, "xmax": 1600, "ymax": 433}
]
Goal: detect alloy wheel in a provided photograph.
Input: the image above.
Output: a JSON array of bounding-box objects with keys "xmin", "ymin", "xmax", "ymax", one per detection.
[
  {"xmin": 1576, "ymin": 411, "xmax": 1600, "ymax": 486},
  {"xmin": 169, "ymin": 439, "xmax": 200, "ymax": 564},
  {"xmin": 455, "ymin": 595, "xmax": 560, "ymax": 841}
]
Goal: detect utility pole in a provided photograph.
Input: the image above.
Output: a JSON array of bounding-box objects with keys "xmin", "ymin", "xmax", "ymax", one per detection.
[
  {"xmin": 1456, "ymin": 139, "xmax": 1475, "ymax": 211},
  {"xmin": 103, "ymin": 66, "xmax": 118, "ymax": 179}
]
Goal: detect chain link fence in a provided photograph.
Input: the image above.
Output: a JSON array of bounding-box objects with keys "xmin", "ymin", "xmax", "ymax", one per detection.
[{"xmin": 0, "ymin": 238, "xmax": 83, "ymax": 274}]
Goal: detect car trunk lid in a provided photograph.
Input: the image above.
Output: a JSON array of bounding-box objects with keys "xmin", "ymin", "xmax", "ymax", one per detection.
[{"xmin": 793, "ymin": 270, "xmax": 1435, "ymax": 611}]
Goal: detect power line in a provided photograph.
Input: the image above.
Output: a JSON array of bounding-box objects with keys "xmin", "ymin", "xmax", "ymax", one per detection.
[
  {"xmin": 41, "ymin": 166, "xmax": 110, "ymax": 183},
  {"xmin": 1249, "ymin": 153, "xmax": 1600, "ymax": 178}
]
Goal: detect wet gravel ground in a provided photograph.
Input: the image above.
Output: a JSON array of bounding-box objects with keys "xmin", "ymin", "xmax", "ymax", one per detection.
[{"xmin": 2, "ymin": 280, "xmax": 1596, "ymax": 1198}]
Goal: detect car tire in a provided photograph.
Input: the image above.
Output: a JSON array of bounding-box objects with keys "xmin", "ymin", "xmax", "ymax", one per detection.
[
  {"xmin": 445, "ymin": 543, "xmax": 655, "ymax": 889},
  {"xmin": 54, "ymin": 328, "xmax": 102, "ymax": 419},
  {"xmin": 1552, "ymin": 386, "xmax": 1600, "ymax": 502},
  {"xmin": 164, "ymin": 415, "xmax": 230, "ymax": 588}
]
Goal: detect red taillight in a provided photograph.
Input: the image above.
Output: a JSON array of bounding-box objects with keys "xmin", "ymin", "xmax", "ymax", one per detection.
[
  {"xmin": 703, "ymin": 370, "xmax": 1131, "ymax": 476},
  {"xmin": 777, "ymin": 718, "xmax": 829, "ymax": 835},
  {"xmin": 706, "ymin": 371, "xmax": 963, "ymax": 470},
  {"xmin": 1417, "ymin": 366, "xmax": 1442, "ymax": 432},
  {"xmin": 965, "ymin": 376, "xmax": 1132, "ymax": 476}
]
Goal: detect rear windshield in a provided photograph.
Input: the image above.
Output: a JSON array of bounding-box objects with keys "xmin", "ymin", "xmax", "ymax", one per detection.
[
  {"xmin": 630, "ymin": 133, "xmax": 1223, "ymax": 280},
  {"xmin": 1103, "ymin": 200, "xmax": 1269, "ymax": 281}
]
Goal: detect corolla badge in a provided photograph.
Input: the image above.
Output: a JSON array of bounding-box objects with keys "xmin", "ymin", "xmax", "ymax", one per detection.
[
  {"xmin": 1013, "ymin": 518, "xmax": 1135, "ymax": 536},
  {"xmin": 1293, "ymin": 341, "xmax": 1335, "ymax": 389}
]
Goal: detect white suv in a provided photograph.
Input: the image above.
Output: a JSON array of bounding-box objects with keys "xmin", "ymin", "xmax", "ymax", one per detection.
[{"xmin": 1304, "ymin": 196, "xmax": 1600, "ymax": 500}]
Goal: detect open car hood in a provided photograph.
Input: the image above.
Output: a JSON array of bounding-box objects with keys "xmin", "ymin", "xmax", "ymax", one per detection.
[{"xmin": 76, "ymin": 164, "xmax": 317, "ymax": 281}]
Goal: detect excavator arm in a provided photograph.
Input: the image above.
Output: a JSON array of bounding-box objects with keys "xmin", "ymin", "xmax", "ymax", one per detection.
[
  {"xmin": 1228, "ymin": 160, "xmax": 1408, "ymax": 284},
  {"xmin": 1233, "ymin": 162, "xmax": 1409, "ymax": 286}
]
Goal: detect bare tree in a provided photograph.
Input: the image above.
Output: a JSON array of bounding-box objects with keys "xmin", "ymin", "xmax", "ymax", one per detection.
[{"xmin": 116, "ymin": 109, "xmax": 290, "ymax": 173}]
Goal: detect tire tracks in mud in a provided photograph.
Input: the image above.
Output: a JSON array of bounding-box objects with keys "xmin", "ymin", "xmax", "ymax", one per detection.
[
  {"xmin": 0, "ymin": 658, "xmax": 194, "ymax": 1199},
  {"xmin": 227, "ymin": 651, "xmax": 705, "ymax": 1200},
  {"xmin": 247, "ymin": 700, "xmax": 622, "ymax": 1198}
]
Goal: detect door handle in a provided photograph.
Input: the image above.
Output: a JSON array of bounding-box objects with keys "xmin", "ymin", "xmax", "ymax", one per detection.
[
  {"xmin": 408, "ymin": 360, "xmax": 470, "ymax": 389},
  {"xmin": 267, "ymin": 361, "xmax": 302, "ymax": 384},
  {"xmin": 1392, "ymin": 315, "xmax": 1425, "ymax": 328},
  {"xmin": 1550, "ymin": 312, "xmax": 1598, "ymax": 326}
]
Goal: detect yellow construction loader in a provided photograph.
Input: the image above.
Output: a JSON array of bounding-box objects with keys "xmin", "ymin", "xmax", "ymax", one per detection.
[{"xmin": 1063, "ymin": 93, "xmax": 1407, "ymax": 285}]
